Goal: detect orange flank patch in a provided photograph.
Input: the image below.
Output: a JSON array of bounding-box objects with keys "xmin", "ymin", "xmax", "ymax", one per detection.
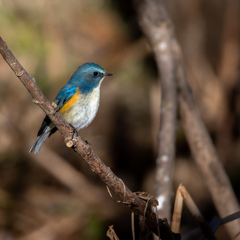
[{"xmin": 59, "ymin": 87, "xmax": 81, "ymax": 114}]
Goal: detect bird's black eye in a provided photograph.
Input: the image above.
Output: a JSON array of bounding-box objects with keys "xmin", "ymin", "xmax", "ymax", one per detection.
[{"xmin": 93, "ymin": 71, "xmax": 99, "ymax": 77}]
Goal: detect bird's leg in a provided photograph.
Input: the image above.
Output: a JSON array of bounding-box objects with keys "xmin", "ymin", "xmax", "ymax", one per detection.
[
  {"xmin": 69, "ymin": 124, "xmax": 79, "ymax": 139},
  {"xmin": 65, "ymin": 125, "xmax": 79, "ymax": 149},
  {"xmin": 84, "ymin": 140, "xmax": 92, "ymax": 156},
  {"xmin": 65, "ymin": 125, "xmax": 91, "ymax": 155}
]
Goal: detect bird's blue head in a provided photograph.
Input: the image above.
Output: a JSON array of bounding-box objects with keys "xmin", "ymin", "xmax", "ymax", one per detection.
[{"xmin": 70, "ymin": 62, "xmax": 112, "ymax": 94}]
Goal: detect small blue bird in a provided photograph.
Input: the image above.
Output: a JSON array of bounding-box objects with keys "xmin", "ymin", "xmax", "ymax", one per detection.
[{"xmin": 29, "ymin": 62, "xmax": 112, "ymax": 153}]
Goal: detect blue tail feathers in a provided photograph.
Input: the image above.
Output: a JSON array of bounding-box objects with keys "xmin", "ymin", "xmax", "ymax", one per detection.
[{"xmin": 29, "ymin": 131, "xmax": 51, "ymax": 154}]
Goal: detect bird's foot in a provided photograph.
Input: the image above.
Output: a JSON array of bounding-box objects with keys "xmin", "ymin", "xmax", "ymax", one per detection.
[
  {"xmin": 66, "ymin": 125, "xmax": 92, "ymax": 155},
  {"xmin": 70, "ymin": 124, "xmax": 79, "ymax": 139},
  {"xmin": 65, "ymin": 125, "xmax": 79, "ymax": 148},
  {"xmin": 84, "ymin": 139, "xmax": 92, "ymax": 156}
]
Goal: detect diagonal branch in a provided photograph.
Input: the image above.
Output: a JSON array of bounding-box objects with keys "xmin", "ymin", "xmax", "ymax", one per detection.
[{"xmin": 0, "ymin": 36, "xmax": 177, "ymax": 240}]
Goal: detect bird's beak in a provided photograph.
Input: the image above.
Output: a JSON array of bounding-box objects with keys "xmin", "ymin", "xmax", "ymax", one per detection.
[{"xmin": 104, "ymin": 72, "xmax": 113, "ymax": 77}]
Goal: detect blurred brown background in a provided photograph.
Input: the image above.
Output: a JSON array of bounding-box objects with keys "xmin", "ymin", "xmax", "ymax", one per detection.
[{"xmin": 0, "ymin": 0, "xmax": 239, "ymax": 239}]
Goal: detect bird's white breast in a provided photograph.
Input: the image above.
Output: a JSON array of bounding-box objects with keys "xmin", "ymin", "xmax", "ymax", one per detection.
[{"xmin": 62, "ymin": 86, "xmax": 101, "ymax": 130}]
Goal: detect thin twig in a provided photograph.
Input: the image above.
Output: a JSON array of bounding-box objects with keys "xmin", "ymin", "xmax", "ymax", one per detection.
[
  {"xmin": 171, "ymin": 184, "xmax": 183, "ymax": 234},
  {"xmin": 172, "ymin": 184, "xmax": 217, "ymax": 239},
  {"xmin": 178, "ymin": 184, "xmax": 216, "ymax": 240},
  {"xmin": 106, "ymin": 225, "xmax": 120, "ymax": 240}
]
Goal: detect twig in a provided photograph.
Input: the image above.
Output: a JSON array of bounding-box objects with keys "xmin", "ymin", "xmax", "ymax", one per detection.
[
  {"xmin": 172, "ymin": 186, "xmax": 240, "ymax": 239},
  {"xmin": 131, "ymin": 212, "xmax": 136, "ymax": 240},
  {"xmin": 0, "ymin": 36, "xmax": 177, "ymax": 239},
  {"xmin": 106, "ymin": 225, "xmax": 120, "ymax": 240},
  {"xmin": 171, "ymin": 185, "xmax": 183, "ymax": 234},
  {"xmin": 178, "ymin": 184, "xmax": 216, "ymax": 240}
]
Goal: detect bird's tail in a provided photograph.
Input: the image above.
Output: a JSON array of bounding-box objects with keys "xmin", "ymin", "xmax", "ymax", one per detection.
[{"xmin": 29, "ymin": 130, "xmax": 51, "ymax": 154}]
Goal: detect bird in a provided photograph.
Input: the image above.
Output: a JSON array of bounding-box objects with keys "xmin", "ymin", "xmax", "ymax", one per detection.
[{"xmin": 29, "ymin": 62, "xmax": 112, "ymax": 154}]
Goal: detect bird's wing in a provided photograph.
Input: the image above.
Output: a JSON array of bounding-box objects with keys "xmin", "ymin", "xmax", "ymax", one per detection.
[
  {"xmin": 54, "ymin": 86, "xmax": 77, "ymax": 109},
  {"xmin": 37, "ymin": 86, "xmax": 77, "ymax": 136}
]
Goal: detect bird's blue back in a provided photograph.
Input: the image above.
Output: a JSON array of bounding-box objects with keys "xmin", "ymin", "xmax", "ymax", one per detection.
[{"xmin": 54, "ymin": 63, "xmax": 106, "ymax": 109}]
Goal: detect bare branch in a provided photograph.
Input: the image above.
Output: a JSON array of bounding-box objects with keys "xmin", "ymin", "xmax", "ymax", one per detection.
[{"xmin": 0, "ymin": 36, "xmax": 177, "ymax": 239}]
